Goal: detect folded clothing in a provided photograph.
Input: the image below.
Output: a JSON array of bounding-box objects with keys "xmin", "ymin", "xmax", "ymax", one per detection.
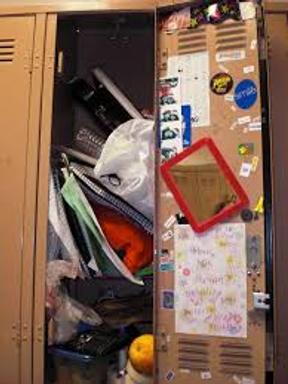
[{"xmin": 90, "ymin": 202, "xmax": 153, "ymax": 274}]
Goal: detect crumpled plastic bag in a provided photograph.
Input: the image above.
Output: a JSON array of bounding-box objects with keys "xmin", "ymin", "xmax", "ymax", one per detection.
[
  {"xmin": 94, "ymin": 119, "xmax": 154, "ymax": 220},
  {"xmin": 48, "ymin": 292, "xmax": 102, "ymax": 345},
  {"xmin": 46, "ymin": 260, "xmax": 80, "ymax": 309},
  {"xmin": 46, "ymin": 170, "xmax": 89, "ymax": 309}
]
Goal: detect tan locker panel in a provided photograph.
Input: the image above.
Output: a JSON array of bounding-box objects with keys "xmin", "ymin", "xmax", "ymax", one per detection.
[
  {"xmin": 33, "ymin": 14, "xmax": 57, "ymax": 384},
  {"xmin": 0, "ymin": 15, "xmax": 35, "ymax": 384},
  {"xmin": 156, "ymin": 6, "xmax": 267, "ymax": 384}
]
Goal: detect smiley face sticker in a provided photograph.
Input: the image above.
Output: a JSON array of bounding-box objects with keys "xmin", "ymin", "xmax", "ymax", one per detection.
[{"xmin": 210, "ymin": 72, "xmax": 234, "ymax": 95}]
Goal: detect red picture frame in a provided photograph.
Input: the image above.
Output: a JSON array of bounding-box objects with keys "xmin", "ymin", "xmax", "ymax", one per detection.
[{"xmin": 160, "ymin": 137, "xmax": 249, "ymax": 233}]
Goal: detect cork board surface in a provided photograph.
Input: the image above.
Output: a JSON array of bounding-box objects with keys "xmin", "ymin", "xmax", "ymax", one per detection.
[{"xmin": 156, "ymin": 14, "xmax": 266, "ymax": 384}]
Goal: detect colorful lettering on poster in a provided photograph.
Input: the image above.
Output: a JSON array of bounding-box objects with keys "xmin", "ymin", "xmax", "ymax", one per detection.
[{"xmin": 174, "ymin": 224, "xmax": 247, "ymax": 338}]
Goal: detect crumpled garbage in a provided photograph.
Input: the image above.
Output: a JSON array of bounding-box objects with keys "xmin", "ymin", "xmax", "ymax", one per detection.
[{"xmin": 94, "ymin": 119, "xmax": 154, "ymax": 220}]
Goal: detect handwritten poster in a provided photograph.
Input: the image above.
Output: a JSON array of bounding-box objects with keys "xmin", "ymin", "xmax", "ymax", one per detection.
[{"xmin": 174, "ymin": 224, "xmax": 247, "ymax": 338}]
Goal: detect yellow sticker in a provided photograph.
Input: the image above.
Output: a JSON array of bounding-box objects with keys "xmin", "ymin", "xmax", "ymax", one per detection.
[
  {"xmin": 251, "ymin": 156, "xmax": 259, "ymax": 172},
  {"xmin": 254, "ymin": 196, "xmax": 264, "ymax": 214}
]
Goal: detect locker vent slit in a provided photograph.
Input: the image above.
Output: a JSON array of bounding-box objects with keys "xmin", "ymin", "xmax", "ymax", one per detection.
[
  {"xmin": 0, "ymin": 39, "xmax": 15, "ymax": 63},
  {"xmin": 178, "ymin": 338, "xmax": 210, "ymax": 371}
]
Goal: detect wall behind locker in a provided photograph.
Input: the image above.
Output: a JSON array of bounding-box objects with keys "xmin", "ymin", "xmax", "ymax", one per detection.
[{"xmin": 266, "ymin": 7, "xmax": 288, "ymax": 384}]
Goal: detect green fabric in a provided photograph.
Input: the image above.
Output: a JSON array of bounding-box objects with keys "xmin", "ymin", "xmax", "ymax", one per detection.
[
  {"xmin": 136, "ymin": 265, "xmax": 153, "ymax": 277},
  {"xmin": 61, "ymin": 174, "xmax": 143, "ymax": 286},
  {"xmin": 61, "ymin": 174, "xmax": 118, "ymax": 276}
]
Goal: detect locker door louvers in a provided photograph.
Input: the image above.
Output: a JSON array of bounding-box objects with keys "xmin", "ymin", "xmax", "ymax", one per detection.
[{"xmin": 0, "ymin": 38, "xmax": 15, "ymax": 62}]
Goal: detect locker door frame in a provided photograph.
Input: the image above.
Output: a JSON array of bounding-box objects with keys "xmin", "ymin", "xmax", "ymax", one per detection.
[
  {"xmin": 20, "ymin": 13, "xmax": 47, "ymax": 384},
  {"xmin": 33, "ymin": 13, "xmax": 57, "ymax": 384},
  {"xmin": 155, "ymin": 2, "xmax": 274, "ymax": 383}
]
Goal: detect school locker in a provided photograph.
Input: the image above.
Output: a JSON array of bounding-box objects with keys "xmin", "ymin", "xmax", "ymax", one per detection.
[{"xmin": 0, "ymin": 1, "xmax": 276, "ymax": 384}]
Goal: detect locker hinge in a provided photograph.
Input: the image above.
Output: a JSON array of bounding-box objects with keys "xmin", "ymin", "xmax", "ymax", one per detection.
[
  {"xmin": 156, "ymin": 328, "xmax": 168, "ymax": 352},
  {"xmin": 35, "ymin": 325, "xmax": 44, "ymax": 344},
  {"xmin": 32, "ymin": 51, "xmax": 42, "ymax": 72},
  {"xmin": 21, "ymin": 324, "xmax": 29, "ymax": 343},
  {"xmin": 46, "ymin": 55, "xmax": 55, "ymax": 70},
  {"xmin": 11, "ymin": 323, "xmax": 21, "ymax": 347},
  {"xmin": 24, "ymin": 52, "xmax": 33, "ymax": 74}
]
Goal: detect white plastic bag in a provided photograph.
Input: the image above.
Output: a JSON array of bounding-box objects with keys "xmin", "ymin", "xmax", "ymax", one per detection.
[
  {"xmin": 94, "ymin": 119, "xmax": 154, "ymax": 220},
  {"xmin": 49, "ymin": 292, "xmax": 102, "ymax": 345}
]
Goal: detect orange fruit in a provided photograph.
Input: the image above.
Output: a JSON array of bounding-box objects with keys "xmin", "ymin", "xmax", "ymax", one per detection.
[{"xmin": 128, "ymin": 334, "xmax": 154, "ymax": 375}]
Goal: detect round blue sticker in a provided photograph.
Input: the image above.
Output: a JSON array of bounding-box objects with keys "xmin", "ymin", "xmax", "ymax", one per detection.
[{"xmin": 234, "ymin": 79, "xmax": 257, "ymax": 110}]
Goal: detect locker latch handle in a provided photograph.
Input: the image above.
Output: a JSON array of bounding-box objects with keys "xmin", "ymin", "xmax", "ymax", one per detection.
[
  {"xmin": 156, "ymin": 330, "xmax": 168, "ymax": 352},
  {"xmin": 253, "ymin": 292, "xmax": 271, "ymax": 310}
]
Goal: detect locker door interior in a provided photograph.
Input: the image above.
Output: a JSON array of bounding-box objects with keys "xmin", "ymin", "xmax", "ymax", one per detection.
[
  {"xmin": 0, "ymin": 15, "xmax": 35, "ymax": 384},
  {"xmin": 156, "ymin": 2, "xmax": 269, "ymax": 384}
]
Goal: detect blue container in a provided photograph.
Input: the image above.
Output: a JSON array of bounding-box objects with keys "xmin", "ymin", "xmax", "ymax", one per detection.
[{"xmin": 48, "ymin": 347, "xmax": 109, "ymax": 384}]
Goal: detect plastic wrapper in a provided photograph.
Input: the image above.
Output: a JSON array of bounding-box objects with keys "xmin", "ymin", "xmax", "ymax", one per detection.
[
  {"xmin": 48, "ymin": 292, "xmax": 102, "ymax": 345},
  {"xmin": 94, "ymin": 119, "xmax": 154, "ymax": 220}
]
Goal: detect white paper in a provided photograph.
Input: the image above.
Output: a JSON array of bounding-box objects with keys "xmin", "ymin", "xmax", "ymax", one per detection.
[
  {"xmin": 164, "ymin": 215, "xmax": 177, "ymax": 229},
  {"xmin": 240, "ymin": 2, "xmax": 256, "ymax": 20},
  {"xmin": 174, "ymin": 224, "xmax": 247, "ymax": 338},
  {"xmin": 159, "ymin": 76, "xmax": 183, "ymax": 157},
  {"xmin": 162, "ymin": 230, "xmax": 174, "ymax": 242},
  {"xmin": 243, "ymin": 65, "xmax": 255, "ymax": 74},
  {"xmin": 233, "ymin": 376, "xmax": 242, "ymax": 384},
  {"xmin": 225, "ymin": 94, "xmax": 234, "ymax": 102},
  {"xmin": 250, "ymin": 39, "xmax": 257, "ymax": 50},
  {"xmin": 216, "ymin": 50, "xmax": 246, "ymax": 63},
  {"xmin": 249, "ymin": 122, "xmax": 262, "ymax": 131},
  {"xmin": 238, "ymin": 116, "xmax": 251, "ymax": 125},
  {"xmin": 168, "ymin": 52, "xmax": 210, "ymax": 127},
  {"xmin": 159, "ymin": 76, "xmax": 183, "ymax": 161},
  {"xmin": 240, "ymin": 162, "xmax": 252, "ymax": 177},
  {"xmin": 161, "ymin": 191, "xmax": 173, "ymax": 199},
  {"xmin": 201, "ymin": 371, "xmax": 212, "ymax": 380},
  {"xmin": 242, "ymin": 378, "xmax": 255, "ymax": 384},
  {"xmin": 233, "ymin": 376, "xmax": 255, "ymax": 384}
]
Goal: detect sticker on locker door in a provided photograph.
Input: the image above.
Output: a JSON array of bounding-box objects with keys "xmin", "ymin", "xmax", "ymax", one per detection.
[
  {"xmin": 168, "ymin": 52, "xmax": 210, "ymax": 127},
  {"xmin": 216, "ymin": 50, "xmax": 246, "ymax": 62}
]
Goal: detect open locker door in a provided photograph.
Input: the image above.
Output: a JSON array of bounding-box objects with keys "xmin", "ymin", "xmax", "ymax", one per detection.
[{"xmin": 155, "ymin": 2, "xmax": 269, "ymax": 384}]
